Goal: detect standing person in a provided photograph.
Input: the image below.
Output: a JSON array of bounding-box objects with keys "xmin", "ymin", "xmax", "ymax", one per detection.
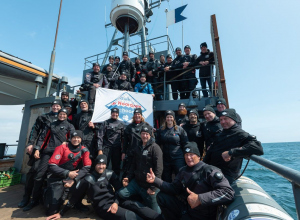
[
  {"xmin": 64, "ymin": 103, "xmax": 73, "ymax": 122},
  {"xmin": 175, "ymin": 103, "xmax": 189, "ymax": 126},
  {"xmin": 72, "ymin": 100, "xmax": 98, "ymax": 160},
  {"xmin": 164, "ymin": 47, "xmax": 185, "ymax": 100},
  {"xmin": 119, "ymin": 126, "xmax": 163, "ymax": 213},
  {"xmin": 18, "ymin": 100, "xmax": 62, "ymax": 208},
  {"xmin": 188, "ymin": 42, "xmax": 214, "ymax": 97},
  {"xmin": 122, "ymin": 108, "xmax": 152, "ymax": 178},
  {"xmin": 105, "ymin": 63, "xmax": 119, "ymax": 89},
  {"xmin": 146, "ymin": 51, "xmax": 160, "ymax": 84},
  {"xmin": 182, "ymin": 109, "xmax": 204, "ymax": 157},
  {"xmin": 113, "ymin": 72, "xmax": 134, "ymax": 91},
  {"xmin": 45, "ymin": 130, "xmax": 91, "ymax": 216},
  {"xmin": 216, "ymin": 98, "xmax": 242, "ymax": 127},
  {"xmin": 81, "ymin": 62, "xmax": 109, "ymax": 110},
  {"xmin": 46, "ymin": 154, "xmax": 163, "ymax": 220},
  {"xmin": 102, "ymin": 55, "xmax": 116, "ymax": 74},
  {"xmin": 181, "ymin": 45, "xmax": 198, "ymax": 99},
  {"xmin": 134, "ymin": 74, "xmax": 155, "ymax": 98},
  {"xmin": 118, "ymin": 51, "xmax": 136, "ymax": 84},
  {"xmin": 164, "ymin": 54, "xmax": 173, "ymax": 97},
  {"xmin": 134, "ymin": 56, "xmax": 143, "ymax": 85},
  {"xmin": 203, "ymin": 109, "xmax": 263, "ymax": 183},
  {"xmin": 97, "ymin": 108, "xmax": 124, "ymax": 176},
  {"xmin": 201, "ymin": 106, "xmax": 222, "ymax": 149},
  {"xmin": 146, "ymin": 142, "xmax": 235, "ymax": 220},
  {"xmin": 156, "ymin": 110, "xmax": 188, "ymax": 182},
  {"xmin": 154, "ymin": 54, "xmax": 166, "ymax": 100},
  {"xmin": 61, "ymin": 91, "xmax": 78, "ymax": 115},
  {"xmin": 23, "ymin": 108, "xmax": 75, "ymax": 211}
]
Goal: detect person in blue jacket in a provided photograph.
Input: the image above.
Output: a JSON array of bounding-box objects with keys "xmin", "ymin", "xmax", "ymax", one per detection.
[{"xmin": 134, "ymin": 74, "xmax": 155, "ymax": 98}]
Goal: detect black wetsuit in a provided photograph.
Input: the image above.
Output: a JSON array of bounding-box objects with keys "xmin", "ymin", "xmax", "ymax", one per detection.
[{"xmin": 182, "ymin": 121, "xmax": 204, "ymax": 157}]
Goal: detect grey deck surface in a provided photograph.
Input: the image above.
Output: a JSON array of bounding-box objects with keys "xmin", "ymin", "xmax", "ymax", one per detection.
[{"xmin": 0, "ymin": 184, "xmax": 99, "ymax": 219}]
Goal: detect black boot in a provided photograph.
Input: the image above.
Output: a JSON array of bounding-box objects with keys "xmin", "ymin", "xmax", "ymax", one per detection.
[
  {"xmin": 73, "ymin": 202, "xmax": 90, "ymax": 212},
  {"xmin": 18, "ymin": 196, "xmax": 30, "ymax": 208},
  {"xmin": 23, "ymin": 200, "xmax": 39, "ymax": 212}
]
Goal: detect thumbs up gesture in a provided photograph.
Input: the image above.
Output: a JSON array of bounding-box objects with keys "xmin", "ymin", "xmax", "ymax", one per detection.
[
  {"xmin": 146, "ymin": 168, "xmax": 156, "ymax": 183},
  {"xmin": 186, "ymin": 188, "xmax": 201, "ymax": 209}
]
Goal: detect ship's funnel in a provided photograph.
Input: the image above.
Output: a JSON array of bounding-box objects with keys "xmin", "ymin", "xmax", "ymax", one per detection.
[{"xmin": 110, "ymin": 0, "xmax": 145, "ymax": 34}]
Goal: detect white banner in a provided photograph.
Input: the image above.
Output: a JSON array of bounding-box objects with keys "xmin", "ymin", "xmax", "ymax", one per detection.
[{"xmin": 91, "ymin": 88, "xmax": 153, "ymax": 126}]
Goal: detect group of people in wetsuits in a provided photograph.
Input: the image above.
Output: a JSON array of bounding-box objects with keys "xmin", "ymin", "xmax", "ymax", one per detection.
[
  {"xmin": 81, "ymin": 42, "xmax": 215, "ymax": 110},
  {"xmin": 18, "ymin": 84, "xmax": 264, "ymax": 219}
]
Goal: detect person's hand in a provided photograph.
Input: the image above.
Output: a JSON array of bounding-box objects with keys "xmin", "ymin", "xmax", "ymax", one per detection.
[
  {"xmin": 152, "ymin": 94, "xmax": 155, "ymax": 98},
  {"xmin": 98, "ymin": 150, "xmax": 103, "ymax": 155},
  {"xmin": 46, "ymin": 213, "xmax": 61, "ymax": 220},
  {"xmin": 132, "ymin": 78, "xmax": 135, "ymax": 82},
  {"xmin": 88, "ymin": 121, "xmax": 95, "ymax": 129},
  {"xmin": 186, "ymin": 188, "xmax": 201, "ymax": 209},
  {"xmin": 204, "ymin": 61, "xmax": 209, "ymax": 65},
  {"xmin": 153, "ymin": 128, "xmax": 156, "ymax": 132},
  {"xmin": 93, "ymin": 83, "xmax": 100, "ymax": 88},
  {"xmin": 68, "ymin": 169, "xmax": 79, "ymax": 179},
  {"xmin": 222, "ymin": 151, "xmax": 231, "ymax": 162},
  {"xmin": 148, "ymin": 71, "xmax": 153, "ymax": 76},
  {"xmin": 26, "ymin": 145, "xmax": 33, "ymax": 154},
  {"xmin": 146, "ymin": 168, "xmax": 156, "ymax": 183},
  {"xmin": 179, "ymin": 123, "xmax": 184, "ymax": 127},
  {"xmin": 121, "ymin": 153, "xmax": 126, "ymax": 161},
  {"xmin": 76, "ymin": 90, "xmax": 81, "ymax": 93},
  {"xmin": 199, "ymin": 61, "xmax": 204, "ymax": 65},
  {"xmin": 147, "ymin": 188, "xmax": 155, "ymax": 195},
  {"xmin": 122, "ymin": 178, "xmax": 129, "ymax": 187},
  {"xmin": 164, "ymin": 67, "xmax": 169, "ymax": 71},
  {"xmin": 34, "ymin": 150, "xmax": 40, "ymax": 159},
  {"xmin": 107, "ymin": 203, "xmax": 118, "ymax": 214},
  {"xmin": 63, "ymin": 179, "xmax": 74, "ymax": 188}
]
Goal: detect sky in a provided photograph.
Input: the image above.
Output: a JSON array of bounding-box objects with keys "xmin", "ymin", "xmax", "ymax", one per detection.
[{"xmin": 0, "ymin": 0, "xmax": 300, "ymax": 149}]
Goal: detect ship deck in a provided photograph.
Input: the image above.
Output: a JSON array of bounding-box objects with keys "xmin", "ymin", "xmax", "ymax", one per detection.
[{"xmin": 0, "ymin": 184, "xmax": 99, "ymax": 219}]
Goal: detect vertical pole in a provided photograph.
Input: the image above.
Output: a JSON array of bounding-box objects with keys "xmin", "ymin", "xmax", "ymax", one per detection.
[
  {"xmin": 181, "ymin": 0, "xmax": 183, "ymax": 49},
  {"xmin": 46, "ymin": 0, "xmax": 63, "ymax": 97},
  {"xmin": 141, "ymin": 24, "xmax": 147, "ymax": 56},
  {"xmin": 163, "ymin": 72, "xmax": 166, "ymax": 100},
  {"xmin": 124, "ymin": 23, "xmax": 129, "ymax": 52},
  {"xmin": 34, "ymin": 83, "xmax": 39, "ymax": 99}
]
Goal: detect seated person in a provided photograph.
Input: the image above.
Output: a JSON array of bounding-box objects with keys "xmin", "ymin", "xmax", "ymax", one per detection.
[
  {"xmin": 113, "ymin": 72, "xmax": 133, "ymax": 91},
  {"xmin": 119, "ymin": 126, "xmax": 163, "ymax": 213},
  {"xmin": 216, "ymin": 98, "xmax": 242, "ymax": 127},
  {"xmin": 46, "ymin": 155, "xmax": 163, "ymax": 220},
  {"xmin": 134, "ymin": 74, "xmax": 155, "ymax": 97},
  {"xmin": 204, "ymin": 109, "xmax": 263, "ymax": 183},
  {"xmin": 105, "ymin": 63, "xmax": 119, "ymax": 89},
  {"xmin": 45, "ymin": 130, "xmax": 91, "ymax": 216},
  {"xmin": 146, "ymin": 142, "xmax": 235, "ymax": 220}
]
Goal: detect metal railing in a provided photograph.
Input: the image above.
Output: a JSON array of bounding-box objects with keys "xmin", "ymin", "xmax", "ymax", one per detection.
[{"xmin": 250, "ymin": 155, "xmax": 300, "ymax": 219}]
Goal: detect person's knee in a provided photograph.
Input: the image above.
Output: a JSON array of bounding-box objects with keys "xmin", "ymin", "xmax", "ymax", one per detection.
[
  {"xmin": 118, "ymin": 188, "xmax": 129, "ymax": 200},
  {"xmin": 125, "ymin": 210, "xmax": 141, "ymax": 220}
]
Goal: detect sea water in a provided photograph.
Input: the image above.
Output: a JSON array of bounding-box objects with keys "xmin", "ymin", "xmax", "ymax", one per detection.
[
  {"xmin": 5, "ymin": 142, "xmax": 299, "ymax": 219},
  {"xmin": 243, "ymin": 142, "xmax": 299, "ymax": 219}
]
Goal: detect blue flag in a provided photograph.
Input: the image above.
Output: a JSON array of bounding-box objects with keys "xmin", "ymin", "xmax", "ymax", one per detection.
[{"xmin": 166, "ymin": 4, "xmax": 188, "ymax": 27}]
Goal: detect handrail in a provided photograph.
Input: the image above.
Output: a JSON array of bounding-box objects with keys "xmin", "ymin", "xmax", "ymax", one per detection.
[{"xmin": 250, "ymin": 155, "xmax": 300, "ymax": 219}]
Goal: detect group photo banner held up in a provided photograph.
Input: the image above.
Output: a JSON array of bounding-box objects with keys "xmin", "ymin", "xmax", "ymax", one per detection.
[{"xmin": 91, "ymin": 88, "xmax": 153, "ymax": 126}]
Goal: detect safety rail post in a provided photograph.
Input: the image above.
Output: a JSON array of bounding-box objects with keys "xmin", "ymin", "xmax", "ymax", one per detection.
[{"xmin": 250, "ymin": 155, "xmax": 300, "ymax": 219}]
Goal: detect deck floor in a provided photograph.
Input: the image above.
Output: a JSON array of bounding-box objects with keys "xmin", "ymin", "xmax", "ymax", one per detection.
[{"xmin": 0, "ymin": 184, "xmax": 99, "ymax": 219}]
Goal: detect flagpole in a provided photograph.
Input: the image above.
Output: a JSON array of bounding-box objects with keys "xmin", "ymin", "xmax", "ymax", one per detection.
[
  {"xmin": 182, "ymin": 0, "xmax": 183, "ymax": 49},
  {"xmin": 165, "ymin": 8, "xmax": 168, "ymax": 36}
]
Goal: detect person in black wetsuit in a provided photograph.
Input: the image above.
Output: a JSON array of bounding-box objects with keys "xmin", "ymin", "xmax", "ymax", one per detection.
[
  {"xmin": 146, "ymin": 142, "xmax": 235, "ymax": 220},
  {"xmin": 182, "ymin": 109, "xmax": 204, "ymax": 158},
  {"xmin": 175, "ymin": 102, "xmax": 189, "ymax": 126},
  {"xmin": 97, "ymin": 108, "xmax": 124, "ymax": 176},
  {"xmin": 122, "ymin": 108, "xmax": 152, "ymax": 178},
  {"xmin": 156, "ymin": 110, "xmax": 188, "ymax": 182},
  {"xmin": 118, "ymin": 51, "xmax": 136, "ymax": 85},
  {"xmin": 180, "ymin": 45, "xmax": 198, "ymax": 99},
  {"xmin": 113, "ymin": 72, "xmax": 134, "ymax": 91},
  {"xmin": 105, "ymin": 63, "xmax": 119, "ymax": 89},
  {"xmin": 45, "ymin": 130, "xmax": 92, "ymax": 216},
  {"xmin": 46, "ymin": 154, "xmax": 163, "ymax": 220},
  {"xmin": 203, "ymin": 108, "xmax": 264, "ymax": 184},
  {"xmin": 216, "ymin": 98, "xmax": 242, "ymax": 127},
  {"xmin": 200, "ymin": 106, "xmax": 222, "ymax": 150},
  {"xmin": 81, "ymin": 62, "xmax": 109, "ymax": 110},
  {"xmin": 23, "ymin": 108, "xmax": 75, "ymax": 212},
  {"xmin": 72, "ymin": 100, "xmax": 98, "ymax": 160},
  {"xmin": 18, "ymin": 100, "xmax": 62, "ymax": 208},
  {"xmin": 61, "ymin": 91, "xmax": 78, "ymax": 115},
  {"xmin": 102, "ymin": 55, "xmax": 116, "ymax": 74},
  {"xmin": 119, "ymin": 125, "xmax": 163, "ymax": 213},
  {"xmin": 187, "ymin": 42, "xmax": 215, "ymax": 97}
]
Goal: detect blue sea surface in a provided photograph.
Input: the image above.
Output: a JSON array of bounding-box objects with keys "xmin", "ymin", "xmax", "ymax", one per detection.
[{"xmin": 243, "ymin": 142, "xmax": 299, "ymax": 219}]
